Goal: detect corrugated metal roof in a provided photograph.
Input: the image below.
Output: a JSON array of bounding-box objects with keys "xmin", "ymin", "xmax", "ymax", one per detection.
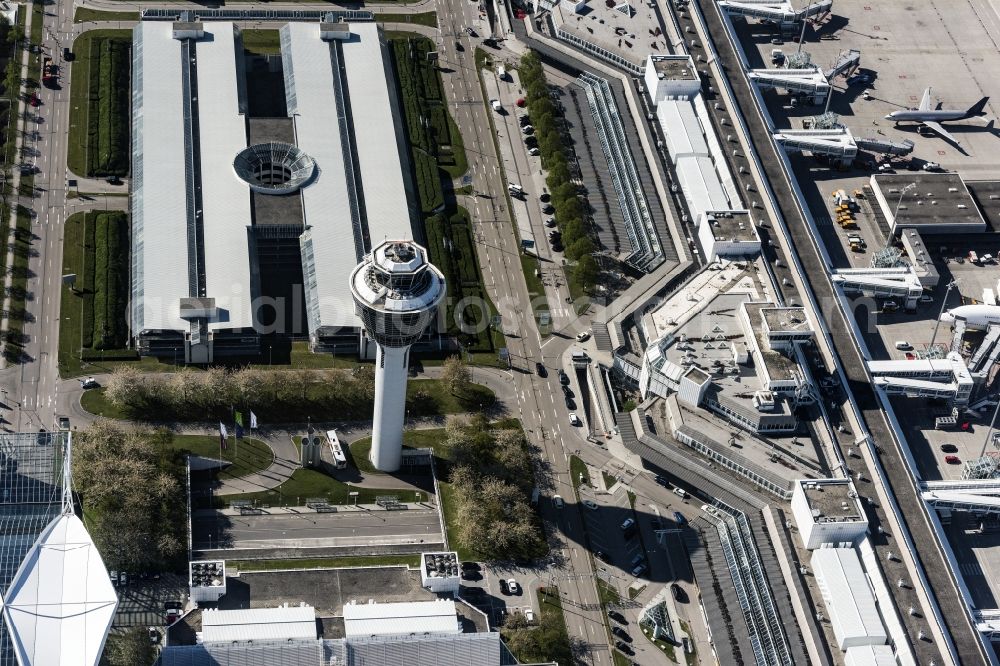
[
  {"xmin": 811, "ymin": 548, "xmax": 887, "ymax": 647},
  {"xmin": 844, "ymin": 645, "xmax": 897, "ymax": 666},
  {"xmin": 201, "ymin": 606, "xmax": 317, "ymax": 643},
  {"xmin": 656, "ymin": 99, "xmax": 708, "ymax": 161},
  {"xmin": 675, "ymin": 155, "xmax": 731, "ymax": 217},
  {"xmin": 341, "ymin": 23, "xmax": 413, "ymax": 248},
  {"xmin": 157, "ymin": 633, "xmax": 510, "ymax": 666},
  {"xmin": 196, "ymin": 24, "xmax": 255, "ymax": 332},
  {"xmin": 3, "ymin": 513, "xmax": 118, "ymax": 666},
  {"xmin": 132, "ymin": 22, "xmax": 189, "ymax": 332},
  {"xmin": 281, "ymin": 22, "xmax": 362, "ymax": 332},
  {"xmin": 343, "ymin": 600, "xmax": 459, "ymax": 637}
]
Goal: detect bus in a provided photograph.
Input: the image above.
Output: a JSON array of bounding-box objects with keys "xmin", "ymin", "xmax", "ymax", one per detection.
[{"xmin": 326, "ymin": 429, "xmax": 348, "ymax": 469}]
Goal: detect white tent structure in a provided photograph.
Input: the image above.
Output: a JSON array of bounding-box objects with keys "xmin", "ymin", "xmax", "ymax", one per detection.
[
  {"xmin": 2, "ymin": 512, "xmax": 118, "ymax": 666},
  {"xmin": 1, "ymin": 431, "xmax": 118, "ymax": 666}
]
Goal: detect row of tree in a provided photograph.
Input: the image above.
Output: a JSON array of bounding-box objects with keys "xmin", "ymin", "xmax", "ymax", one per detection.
[
  {"xmin": 445, "ymin": 414, "xmax": 544, "ymax": 560},
  {"xmin": 518, "ymin": 51, "xmax": 600, "ymax": 293}
]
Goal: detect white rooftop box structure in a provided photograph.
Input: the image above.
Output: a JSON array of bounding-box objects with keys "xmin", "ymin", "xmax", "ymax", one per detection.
[
  {"xmin": 644, "ymin": 54, "xmax": 700, "ymax": 102},
  {"xmin": 343, "ymin": 599, "xmax": 461, "ymax": 638},
  {"xmin": 811, "ymin": 548, "xmax": 887, "ymax": 649},
  {"xmin": 791, "ymin": 479, "xmax": 868, "ymax": 549},
  {"xmin": 845, "ymin": 644, "xmax": 897, "ymax": 666},
  {"xmin": 189, "ymin": 560, "xmax": 227, "ymax": 604},
  {"xmin": 201, "ymin": 604, "xmax": 317, "ymax": 643},
  {"xmin": 420, "ymin": 551, "xmax": 460, "ymax": 594}
]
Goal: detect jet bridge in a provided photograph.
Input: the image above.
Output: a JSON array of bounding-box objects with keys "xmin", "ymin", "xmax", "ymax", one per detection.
[
  {"xmin": 748, "ymin": 66, "xmax": 830, "ymax": 104},
  {"xmin": 823, "ymin": 49, "xmax": 860, "ymax": 79},
  {"xmin": 921, "ymin": 479, "xmax": 1000, "ymax": 514},
  {"xmin": 830, "ymin": 266, "xmax": 923, "ymax": 304},
  {"xmin": 717, "ymin": 0, "xmax": 832, "ymax": 27},
  {"xmin": 773, "ymin": 128, "xmax": 857, "ymax": 165},
  {"xmin": 969, "ymin": 325, "xmax": 1000, "ymax": 377},
  {"xmin": 854, "ymin": 136, "xmax": 915, "ymax": 157},
  {"xmin": 869, "ymin": 352, "xmax": 974, "ymax": 405}
]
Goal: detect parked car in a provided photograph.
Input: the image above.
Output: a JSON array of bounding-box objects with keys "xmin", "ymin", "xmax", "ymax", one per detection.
[
  {"xmin": 673, "ymin": 511, "xmax": 688, "ymax": 526},
  {"xmin": 615, "ymin": 641, "xmax": 634, "ymax": 656},
  {"xmin": 940, "ymin": 443, "xmax": 958, "ymax": 453},
  {"xmin": 608, "ymin": 609, "xmax": 627, "ymax": 624},
  {"xmin": 576, "ymin": 330, "xmax": 591, "ymax": 342},
  {"xmin": 461, "ymin": 569, "xmax": 482, "ymax": 581},
  {"xmin": 544, "ymin": 217, "xmax": 556, "ymax": 227},
  {"xmin": 528, "ymin": 147, "xmax": 540, "ymax": 156},
  {"xmin": 461, "ymin": 561, "xmax": 481, "ymax": 571},
  {"xmin": 562, "ymin": 385, "xmax": 573, "ymax": 397},
  {"xmin": 522, "ymin": 125, "xmax": 534, "ymax": 135},
  {"xmin": 595, "ymin": 550, "xmax": 611, "ymax": 563},
  {"xmin": 553, "ymin": 495, "xmax": 564, "ymax": 508},
  {"xmin": 945, "ymin": 455, "xmax": 961, "ymax": 464},
  {"xmin": 654, "ymin": 475, "xmax": 669, "ymax": 487},
  {"xmin": 499, "ymin": 579, "xmax": 510, "ymax": 595},
  {"xmin": 535, "ymin": 362, "xmax": 547, "ymax": 377},
  {"xmin": 539, "ymin": 192, "xmax": 550, "ymax": 202},
  {"xmin": 507, "ymin": 579, "xmax": 521, "ymax": 595},
  {"xmin": 569, "ymin": 413, "xmax": 581, "ymax": 426},
  {"xmin": 671, "ymin": 583, "xmax": 686, "ymax": 602},
  {"xmin": 559, "ymin": 370, "xmax": 570, "ymax": 385},
  {"xmin": 565, "ymin": 396, "xmax": 576, "ymax": 410},
  {"xmin": 582, "ymin": 499, "xmax": 599, "ymax": 511},
  {"xmin": 612, "ymin": 626, "xmax": 632, "ymax": 641}
]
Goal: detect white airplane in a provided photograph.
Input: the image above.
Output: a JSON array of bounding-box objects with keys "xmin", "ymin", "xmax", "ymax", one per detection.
[
  {"xmin": 940, "ymin": 304, "xmax": 1000, "ymax": 330},
  {"xmin": 884, "ymin": 87, "xmax": 989, "ymax": 146}
]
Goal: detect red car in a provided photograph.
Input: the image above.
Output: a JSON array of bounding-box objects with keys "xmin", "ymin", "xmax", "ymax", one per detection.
[
  {"xmin": 904, "ymin": 352, "xmax": 916, "ymax": 360},
  {"xmin": 28, "ymin": 94, "xmax": 39, "ymax": 107},
  {"xmin": 516, "ymin": 98, "xmax": 526, "ymax": 108},
  {"xmin": 945, "ymin": 455, "xmax": 961, "ymax": 464}
]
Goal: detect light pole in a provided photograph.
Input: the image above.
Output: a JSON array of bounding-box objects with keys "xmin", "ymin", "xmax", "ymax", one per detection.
[
  {"xmin": 928, "ymin": 279, "xmax": 958, "ymax": 355},
  {"xmin": 885, "ymin": 182, "xmax": 915, "ymax": 249},
  {"xmin": 978, "ymin": 399, "xmax": 1000, "ymax": 459}
]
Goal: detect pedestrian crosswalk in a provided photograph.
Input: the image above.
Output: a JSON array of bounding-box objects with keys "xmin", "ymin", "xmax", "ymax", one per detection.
[{"xmin": 959, "ymin": 562, "xmax": 984, "ymax": 577}]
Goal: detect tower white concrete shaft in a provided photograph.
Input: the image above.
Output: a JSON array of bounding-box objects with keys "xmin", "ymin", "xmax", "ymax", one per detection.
[{"xmin": 350, "ymin": 241, "xmax": 446, "ymax": 471}]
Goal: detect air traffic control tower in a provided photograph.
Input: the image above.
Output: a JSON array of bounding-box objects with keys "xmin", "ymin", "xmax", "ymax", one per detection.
[{"xmin": 350, "ymin": 241, "xmax": 446, "ymax": 471}]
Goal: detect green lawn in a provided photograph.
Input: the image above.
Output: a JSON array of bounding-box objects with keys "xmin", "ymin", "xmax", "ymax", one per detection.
[
  {"xmin": 350, "ymin": 428, "xmax": 447, "ymax": 475},
  {"xmin": 439, "ymin": 480, "xmax": 474, "ymax": 561},
  {"xmin": 596, "ymin": 577, "xmax": 621, "ymax": 607},
  {"xmin": 213, "ymin": 467, "xmax": 415, "ymax": 508},
  {"xmin": 375, "ymin": 11, "xmax": 438, "ymax": 28},
  {"xmin": 229, "ymin": 554, "xmax": 420, "ymax": 571},
  {"xmin": 79, "ymin": 378, "xmax": 495, "ymax": 423},
  {"xmin": 241, "ymin": 29, "xmax": 280, "ymax": 55},
  {"xmin": 67, "ymin": 29, "xmax": 131, "ymax": 177},
  {"xmin": 73, "ymin": 8, "xmax": 139, "ymax": 23},
  {"xmin": 562, "ymin": 265, "xmax": 591, "ymax": 315},
  {"xmin": 603, "ymin": 470, "xmax": 618, "ymax": 490},
  {"xmin": 168, "ymin": 435, "xmax": 274, "ymax": 480},
  {"xmin": 570, "ymin": 455, "xmax": 588, "ymax": 489}
]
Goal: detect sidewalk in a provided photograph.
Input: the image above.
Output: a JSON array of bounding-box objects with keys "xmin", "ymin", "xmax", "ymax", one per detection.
[{"xmin": 0, "ymin": 3, "xmax": 36, "ymax": 362}]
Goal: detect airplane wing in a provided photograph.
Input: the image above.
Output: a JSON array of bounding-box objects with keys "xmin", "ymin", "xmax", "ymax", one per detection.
[
  {"xmin": 919, "ymin": 87, "xmax": 932, "ymax": 111},
  {"xmin": 921, "ymin": 120, "xmax": 960, "ymax": 145}
]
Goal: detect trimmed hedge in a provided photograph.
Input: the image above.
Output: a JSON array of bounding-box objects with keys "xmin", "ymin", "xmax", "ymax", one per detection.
[
  {"xmin": 92, "ymin": 212, "xmax": 128, "ymax": 349},
  {"xmin": 87, "ymin": 37, "xmax": 129, "ymax": 176}
]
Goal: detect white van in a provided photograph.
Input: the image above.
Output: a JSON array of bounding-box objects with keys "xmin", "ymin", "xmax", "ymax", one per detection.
[
  {"xmin": 672, "ymin": 487, "xmax": 688, "ymax": 500},
  {"xmin": 894, "ymin": 341, "xmax": 912, "ymax": 350}
]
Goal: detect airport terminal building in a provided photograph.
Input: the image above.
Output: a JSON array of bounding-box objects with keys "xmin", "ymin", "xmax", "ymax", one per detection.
[{"xmin": 131, "ymin": 19, "xmax": 415, "ymax": 362}]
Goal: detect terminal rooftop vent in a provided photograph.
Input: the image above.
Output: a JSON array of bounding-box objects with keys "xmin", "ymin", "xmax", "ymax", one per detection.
[{"xmin": 233, "ymin": 142, "xmax": 316, "ymax": 195}]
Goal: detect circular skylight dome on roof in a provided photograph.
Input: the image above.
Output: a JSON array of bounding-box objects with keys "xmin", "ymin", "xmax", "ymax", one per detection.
[{"xmin": 233, "ymin": 142, "xmax": 316, "ymax": 195}]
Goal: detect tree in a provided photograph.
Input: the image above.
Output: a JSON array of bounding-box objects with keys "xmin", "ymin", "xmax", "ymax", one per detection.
[
  {"xmin": 441, "ymin": 355, "xmax": 472, "ymax": 396},
  {"xmin": 74, "ymin": 421, "xmax": 183, "ymax": 572},
  {"xmin": 574, "ymin": 255, "xmax": 600, "ymax": 292},
  {"xmin": 102, "ymin": 627, "xmax": 155, "ymax": 666},
  {"xmin": 564, "ymin": 236, "xmax": 595, "ymax": 262},
  {"xmin": 103, "ymin": 365, "xmax": 145, "ymax": 409}
]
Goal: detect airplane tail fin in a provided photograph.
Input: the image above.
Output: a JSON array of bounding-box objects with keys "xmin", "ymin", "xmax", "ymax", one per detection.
[{"xmin": 967, "ymin": 97, "xmax": 990, "ymax": 117}]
